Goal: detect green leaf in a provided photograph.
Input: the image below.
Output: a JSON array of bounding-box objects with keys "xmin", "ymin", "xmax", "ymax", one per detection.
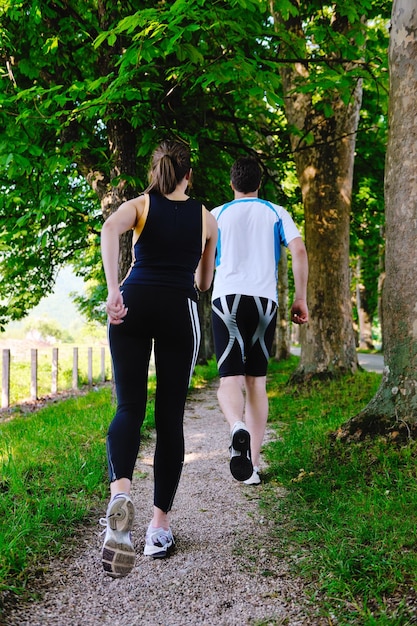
[{"xmin": 177, "ymin": 43, "xmax": 204, "ymax": 64}]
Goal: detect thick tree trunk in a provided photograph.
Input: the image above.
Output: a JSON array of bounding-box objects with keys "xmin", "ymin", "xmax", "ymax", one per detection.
[
  {"xmin": 356, "ymin": 257, "xmax": 375, "ymax": 350},
  {"xmin": 357, "ymin": 284, "xmax": 375, "ymax": 351},
  {"xmin": 275, "ymin": 245, "xmax": 291, "ymax": 360},
  {"xmin": 378, "ymin": 272, "xmax": 385, "ymax": 352},
  {"xmin": 84, "ymin": 116, "xmax": 137, "ymax": 282},
  {"xmin": 90, "ymin": 5, "xmax": 139, "ymax": 282},
  {"xmin": 103, "ymin": 117, "xmax": 138, "ymax": 282},
  {"xmin": 338, "ymin": 0, "xmax": 417, "ymax": 440},
  {"xmin": 277, "ymin": 18, "xmax": 362, "ymax": 379},
  {"xmin": 197, "ymin": 288, "xmax": 215, "ymax": 364},
  {"xmin": 295, "ymin": 102, "xmax": 360, "ymax": 379}
]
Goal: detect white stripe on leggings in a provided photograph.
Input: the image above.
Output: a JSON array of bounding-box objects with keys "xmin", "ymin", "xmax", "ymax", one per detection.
[{"xmin": 187, "ymin": 298, "xmax": 200, "ymax": 384}]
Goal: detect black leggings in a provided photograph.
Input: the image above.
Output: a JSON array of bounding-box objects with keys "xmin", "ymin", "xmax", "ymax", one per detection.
[{"xmin": 107, "ymin": 284, "xmax": 200, "ymax": 513}]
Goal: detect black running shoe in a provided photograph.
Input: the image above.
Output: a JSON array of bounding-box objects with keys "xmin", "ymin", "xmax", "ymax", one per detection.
[{"xmin": 229, "ymin": 421, "xmax": 253, "ymax": 481}]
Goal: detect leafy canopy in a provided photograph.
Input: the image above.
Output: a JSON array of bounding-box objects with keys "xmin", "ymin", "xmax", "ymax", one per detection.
[{"xmin": 0, "ymin": 0, "xmax": 390, "ymax": 328}]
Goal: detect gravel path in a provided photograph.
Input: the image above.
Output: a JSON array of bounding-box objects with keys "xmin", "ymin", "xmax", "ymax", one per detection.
[{"xmin": 6, "ymin": 382, "xmax": 322, "ymax": 626}]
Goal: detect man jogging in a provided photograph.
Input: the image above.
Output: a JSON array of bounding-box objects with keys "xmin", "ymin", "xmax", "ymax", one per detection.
[{"xmin": 211, "ymin": 156, "xmax": 309, "ymax": 485}]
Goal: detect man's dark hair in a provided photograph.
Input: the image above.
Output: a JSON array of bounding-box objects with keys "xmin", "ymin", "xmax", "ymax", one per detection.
[{"xmin": 230, "ymin": 157, "xmax": 262, "ymax": 193}]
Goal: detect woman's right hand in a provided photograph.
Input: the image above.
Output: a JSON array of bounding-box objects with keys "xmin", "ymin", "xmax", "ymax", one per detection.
[{"xmin": 106, "ymin": 289, "xmax": 128, "ymax": 325}]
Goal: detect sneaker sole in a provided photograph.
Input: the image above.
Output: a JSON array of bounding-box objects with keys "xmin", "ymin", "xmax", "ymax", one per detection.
[
  {"xmin": 102, "ymin": 539, "xmax": 136, "ymax": 577},
  {"xmin": 230, "ymin": 456, "xmax": 253, "ymax": 481},
  {"xmin": 230, "ymin": 428, "xmax": 253, "ymax": 481},
  {"xmin": 231, "ymin": 428, "xmax": 251, "ymax": 452},
  {"xmin": 107, "ymin": 497, "xmax": 135, "ymax": 533}
]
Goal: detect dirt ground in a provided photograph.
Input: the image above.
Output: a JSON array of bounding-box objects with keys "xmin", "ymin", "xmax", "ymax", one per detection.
[{"xmin": 4, "ymin": 380, "xmax": 325, "ymax": 626}]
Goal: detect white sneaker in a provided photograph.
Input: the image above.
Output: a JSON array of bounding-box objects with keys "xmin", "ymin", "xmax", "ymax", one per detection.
[
  {"xmin": 144, "ymin": 523, "xmax": 175, "ymax": 559},
  {"xmin": 244, "ymin": 467, "xmax": 261, "ymax": 485},
  {"xmin": 100, "ymin": 493, "xmax": 135, "ymax": 577},
  {"xmin": 229, "ymin": 421, "xmax": 253, "ymax": 481}
]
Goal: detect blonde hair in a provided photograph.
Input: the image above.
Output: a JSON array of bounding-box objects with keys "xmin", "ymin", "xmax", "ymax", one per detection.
[{"xmin": 145, "ymin": 140, "xmax": 191, "ymax": 195}]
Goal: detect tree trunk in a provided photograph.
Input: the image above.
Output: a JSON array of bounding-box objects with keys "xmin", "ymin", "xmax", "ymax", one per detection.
[
  {"xmin": 196, "ymin": 288, "xmax": 214, "ymax": 363},
  {"xmin": 357, "ymin": 284, "xmax": 375, "ymax": 351},
  {"xmin": 378, "ymin": 271, "xmax": 385, "ymax": 352},
  {"xmin": 81, "ymin": 115, "xmax": 137, "ymax": 282},
  {"xmin": 275, "ymin": 245, "xmax": 291, "ymax": 360},
  {"xmin": 275, "ymin": 7, "xmax": 362, "ymax": 380},
  {"xmin": 338, "ymin": 0, "xmax": 417, "ymax": 441},
  {"xmin": 294, "ymin": 102, "xmax": 360, "ymax": 379},
  {"xmin": 356, "ymin": 257, "xmax": 375, "ymax": 350}
]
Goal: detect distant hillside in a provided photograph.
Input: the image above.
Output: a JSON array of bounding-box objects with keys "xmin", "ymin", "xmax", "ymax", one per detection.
[
  {"xmin": 34, "ymin": 267, "xmax": 86, "ymax": 324},
  {"xmin": 9, "ymin": 267, "xmax": 87, "ymax": 332}
]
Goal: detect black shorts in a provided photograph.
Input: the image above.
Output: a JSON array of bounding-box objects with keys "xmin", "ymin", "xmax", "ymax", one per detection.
[{"xmin": 212, "ymin": 294, "xmax": 277, "ymax": 377}]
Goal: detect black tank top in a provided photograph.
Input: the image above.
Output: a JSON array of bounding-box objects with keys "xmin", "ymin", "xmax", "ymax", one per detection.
[{"xmin": 122, "ymin": 192, "xmax": 204, "ymax": 301}]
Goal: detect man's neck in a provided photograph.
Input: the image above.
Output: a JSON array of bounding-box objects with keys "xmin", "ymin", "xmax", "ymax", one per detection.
[{"xmin": 233, "ymin": 191, "xmax": 258, "ymax": 200}]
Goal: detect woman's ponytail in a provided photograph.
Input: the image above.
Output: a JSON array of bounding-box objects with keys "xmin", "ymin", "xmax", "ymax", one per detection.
[{"xmin": 145, "ymin": 140, "xmax": 191, "ymax": 195}]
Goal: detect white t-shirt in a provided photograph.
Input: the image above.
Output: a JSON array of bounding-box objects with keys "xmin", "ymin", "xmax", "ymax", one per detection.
[{"xmin": 211, "ymin": 197, "xmax": 301, "ymax": 303}]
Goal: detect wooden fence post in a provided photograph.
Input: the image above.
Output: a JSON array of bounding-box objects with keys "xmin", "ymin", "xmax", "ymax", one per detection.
[
  {"xmin": 52, "ymin": 347, "xmax": 58, "ymax": 394},
  {"xmin": 101, "ymin": 347, "xmax": 106, "ymax": 382},
  {"xmin": 31, "ymin": 349, "xmax": 38, "ymax": 401},
  {"xmin": 1, "ymin": 345, "xmax": 112, "ymax": 410},
  {"xmin": 72, "ymin": 347, "xmax": 78, "ymax": 390},
  {"xmin": 2, "ymin": 349, "xmax": 10, "ymax": 409},
  {"xmin": 88, "ymin": 347, "xmax": 93, "ymax": 385}
]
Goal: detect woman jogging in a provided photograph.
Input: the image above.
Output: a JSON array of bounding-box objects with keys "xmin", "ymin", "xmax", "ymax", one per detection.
[{"xmin": 100, "ymin": 140, "xmax": 217, "ymax": 577}]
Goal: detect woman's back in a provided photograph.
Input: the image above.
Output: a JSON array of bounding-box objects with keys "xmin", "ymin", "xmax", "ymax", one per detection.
[{"xmin": 123, "ymin": 193, "xmax": 204, "ymax": 299}]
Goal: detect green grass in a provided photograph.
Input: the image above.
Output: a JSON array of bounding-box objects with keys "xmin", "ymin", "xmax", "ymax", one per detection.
[
  {"xmin": 2, "ymin": 354, "xmax": 417, "ymax": 625},
  {"xmin": 0, "ymin": 389, "xmax": 119, "ymax": 600},
  {"xmin": 0, "ymin": 357, "xmax": 219, "ymax": 615},
  {"xmin": 190, "ymin": 356, "xmax": 219, "ymax": 389},
  {"xmin": 262, "ymin": 356, "xmax": 417, "ymax": 625}
]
